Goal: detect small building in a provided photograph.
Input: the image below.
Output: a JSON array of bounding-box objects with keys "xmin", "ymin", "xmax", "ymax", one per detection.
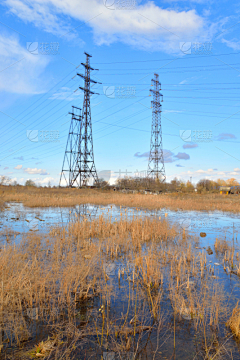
[
  {"xmin": 144, "ymin": 189, "xmax": 152, "ymax": 195},
  {"xmin": 219, "ymin": 186, "xmax": 231, "ymax": 195}
]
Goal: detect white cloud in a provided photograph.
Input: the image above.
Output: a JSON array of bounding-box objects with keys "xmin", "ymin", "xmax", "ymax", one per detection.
[
  {"xmin": 134, "ymin": 149, "xmax": 190, "ymax": 162},
  {"xmin": 179, "ymin": 76, "xmax": 200, "ymax": 85},
  {"xmin": 221, "ymin": 38, "xmax": 240, "ymax": 51},
  {"xmin": 175, "ymin": 152, "xmax": 190, "ymax": 160},
  {"xmin": 195, "ymin": 169, "xmax": 206, "ymax": 174},
  {"xmin": 14, "ymin": 164, "xmax": 22, "ymax": 169},
  {"xmin": 216, "ymin": 133, "xmax": 237, "ymax": 141},
  {"xmin": 163, "ymin": 110, "xmax": 183, "ymax": 113},
  {"xmin": 4, "ymin": 0, "xmax": 208, "ymax": 53},
  {"xmin": 0, "ymin": 33, "xmax": 50, "ymax": 94},
  {"xmin": 173, "ymin": 168, "xmax": 240, "ymax": 183},
  {"xmin": 183, "ymin": 143, "xmax": 198, "ymax": 149},
  {"xmin": 163, "ymin": 0, "xmax": 208, "ymax": 3},
  {"xmin": 229, "ymin": 172, "xmax": 240, "ymax": 176},
  {"xmin": 34, "ymin": 176, "xmax": 55, "ymax": 185},
  {"xmin": 4, "ymin": 0, "xmax": 69, "ymax": 37},
  {"xmin": 49, "ymin": 87, "xmax": 82, "ymax": 101},
  {"xmin": 23, "ymin": 167, "xmax": 49, "ymax": 175}
]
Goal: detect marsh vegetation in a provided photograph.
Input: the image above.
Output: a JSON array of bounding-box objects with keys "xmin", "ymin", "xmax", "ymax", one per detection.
[
  {"xmin": 0, "ymin": 201, "xmax": 240, "ymax": 359},
  {"xmin": 0, "ymin": 186, "xmax": 240, "ymax": 213}
]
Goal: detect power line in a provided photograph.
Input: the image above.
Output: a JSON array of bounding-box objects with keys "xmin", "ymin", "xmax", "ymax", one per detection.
[{"xmin": 92, "ymin": 50, "xmax": 240, "ymax": 64}]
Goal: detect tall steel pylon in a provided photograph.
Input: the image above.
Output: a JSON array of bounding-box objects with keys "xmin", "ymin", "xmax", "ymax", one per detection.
[
  {"xmin": 59, "ymin": 52, "xmax": 100, "ymax": 187},
  {"xmin": 77, "ymin": 52, "xmax": 100, "ymax": 186},
  {"xmin": 147, "ymin": 73, "xmax": 166, "ymax": 182},
  {"xmin": 59, "ymin": 106, "xmax": 82, "ymax": 187}
]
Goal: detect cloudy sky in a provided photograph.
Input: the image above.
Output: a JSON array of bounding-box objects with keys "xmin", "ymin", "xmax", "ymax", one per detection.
[{"xmin": 0, "ymin": 0, "xmax": 240, "ymax": 185}]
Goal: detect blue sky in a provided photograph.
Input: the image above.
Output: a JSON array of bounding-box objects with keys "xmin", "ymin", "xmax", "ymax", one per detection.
[{"xmin": 0, "ymin": 0, "xmax": 240, "ymax": 186}]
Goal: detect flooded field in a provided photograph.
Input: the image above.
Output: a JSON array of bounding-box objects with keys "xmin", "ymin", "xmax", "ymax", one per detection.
[
  {"xmin": 1, "ymin": 202, "xmax": 240, "ymax": 240},
  {"xmin": 1, "ymin": 202, "xmax": 240, "ymax": 359}
]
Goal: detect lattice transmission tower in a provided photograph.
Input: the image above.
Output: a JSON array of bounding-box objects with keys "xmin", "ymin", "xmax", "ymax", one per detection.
[
  {"xmin": 147, "ymin": 73, "xmax": 166, "ymax": 182},
  {"xmin": 60, "ymin": 106, "xmax": 81, "ymax": 187},
  {"xmin": 60, "ymin": 52, "xmax": 100, "ymax": 187}
]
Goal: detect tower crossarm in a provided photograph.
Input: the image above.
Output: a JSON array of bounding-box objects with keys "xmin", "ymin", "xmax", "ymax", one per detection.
[
  {"xmin": 79, "ymin": 86, "xmax": 96, "ymax": 95},
  {"xmin": 77, "ymin": 73, "xmax": 102, "ymax": 84},
  {"xmin": 81, "ymin": 62, "xmax": 95, "ymax": 70}
]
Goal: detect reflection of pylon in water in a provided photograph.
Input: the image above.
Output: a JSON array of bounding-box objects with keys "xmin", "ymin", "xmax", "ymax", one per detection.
[
  {"xmin": 60, "ymin": 204, "xmax": 98, "ymax": 225},
  {"xmin": 72, "ymin": 204, "xmax": 98, "ymax": 221}
]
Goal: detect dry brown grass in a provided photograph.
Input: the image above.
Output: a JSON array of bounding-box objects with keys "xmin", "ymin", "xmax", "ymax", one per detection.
[
  {"xmin": 227, "ymin": 303, "xmax": 240, "ymax": 338},
  {"xmin": 214, "ymin": 238, "xmax": 232, "ymax": 254},
  {"xmin": 1, "ymin": 185, "xmax": 240, "ymax": 212},
  {"xmin": 0, "ymin": 213, "xmax": 237, "ymax": 359}
]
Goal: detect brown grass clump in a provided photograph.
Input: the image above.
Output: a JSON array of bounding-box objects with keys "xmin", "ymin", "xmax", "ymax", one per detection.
[
  {"xmin": 214, "ymin": 238, "xmax": 232, "ymax": 254},
  {"xmin": 0, "ymin": 230, "xmax": 101, "ymax": 348},
  {"xmin": 227, "ymin": 302, "xmax": 240, "ymax": 338}
]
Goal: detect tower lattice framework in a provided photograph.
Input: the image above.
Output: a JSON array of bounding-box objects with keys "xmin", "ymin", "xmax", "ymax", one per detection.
[
  {"xmin": 59, "ymin": 106, "xmax": 82, "ymax": 187},
  {"xmin": 147, "ymin": 73, "xmax": 166, "ymax": 181},
  {"xmin": 60, "ymin": 52, "xmax": 100, "ymax": 187},
  {"xmin": 77, "ymin": 52, "xmax": 100, "ymax": 186}
]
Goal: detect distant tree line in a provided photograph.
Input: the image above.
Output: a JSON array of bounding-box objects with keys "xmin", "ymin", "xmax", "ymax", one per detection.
[
  {"xmin": 0, "ymin": 175, "xmax": 239, "ymax": 193},
  {"xmin": 114, "ymin": 177, "xmax": 195, "ymax": 192},
  {"xmin": 112, "ymin": 176, "xmax": 240, "ymax": 193},
  {"xmin": 0, "ymin": 176, "xmax": 52, "ymax": 188},
  {"xmin": 196, "ymin": 178, "xmax": 239, "ymax": 193}
]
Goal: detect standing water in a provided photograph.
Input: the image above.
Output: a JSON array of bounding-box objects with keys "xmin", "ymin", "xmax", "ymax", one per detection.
[{"xmin": 1, "ymin": 202, "xmax": 240, "ymax": 359}]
